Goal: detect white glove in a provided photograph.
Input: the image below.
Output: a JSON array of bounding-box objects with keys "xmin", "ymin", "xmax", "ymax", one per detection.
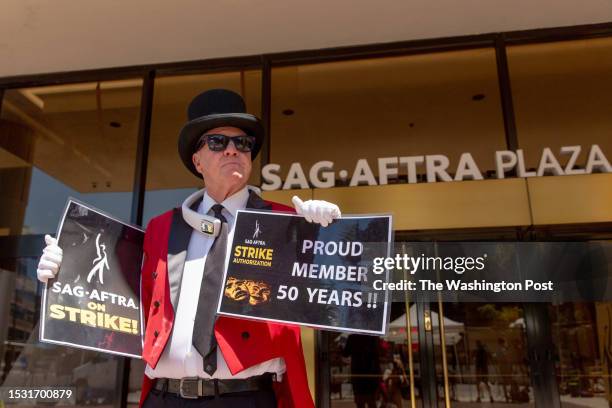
[
  {"xmin": 292, "ymin": 196, "xmax": 342, "ymax": 227},
  {"xmin": 37, "ymin": 234, "xmax": 63, "ymax": 283}
]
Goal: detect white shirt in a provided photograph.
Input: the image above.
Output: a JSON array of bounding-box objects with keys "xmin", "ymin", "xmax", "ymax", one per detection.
[{"xmin": 145, "ymin": 186, "xmax": 286, "ymax": 380}]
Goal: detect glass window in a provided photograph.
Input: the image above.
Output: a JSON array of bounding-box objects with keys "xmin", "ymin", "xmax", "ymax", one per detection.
[
  {"xmin": 270, "ymin": 49, "xmax": 506, "ymax": 189},
  {"xmin": 329, "ymin": 302, "xmax": 424, "ymax": 408},
  {"xmin": 548, "ymin": 302, "xmax": 612, "ymax": 407},
  {"xmin": 0, "ymin": 79, "xmax": 142, "ymax": 406},
  {"xmin": 508, "ymin": 38, "xmax": 612, "ymax": 170},
  {"xmin": 441, "ymin": 303, "xmax": 535, "ymax": 406}
]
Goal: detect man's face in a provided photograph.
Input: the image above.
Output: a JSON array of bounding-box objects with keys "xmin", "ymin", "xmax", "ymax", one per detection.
[{"xmin": 192, "ymin": 126, "xmax": 252, "ymax": 187}]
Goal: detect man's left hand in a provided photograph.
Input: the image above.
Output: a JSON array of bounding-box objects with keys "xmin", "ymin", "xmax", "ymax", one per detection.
[{"xmin": 292, "ymin": 196, "xmax": 341, "ymax": 227}]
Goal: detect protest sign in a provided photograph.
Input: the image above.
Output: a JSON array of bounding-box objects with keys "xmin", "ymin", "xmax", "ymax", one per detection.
[
  {"xmin": 39, "ymin": 199, "xmax": 144, "ymax": 358},
  {"xmin": 217, "ymin": 210, "xmax": 393, "ymax": 335}
]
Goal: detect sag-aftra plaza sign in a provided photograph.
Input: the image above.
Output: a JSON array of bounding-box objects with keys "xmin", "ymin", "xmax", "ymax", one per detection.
[{"xmin": 261, "ymin": 144, "xmax": 611, "ymax": 191}]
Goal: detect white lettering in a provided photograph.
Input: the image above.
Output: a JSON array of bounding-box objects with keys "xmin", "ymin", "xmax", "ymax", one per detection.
[
  {"xmin": 454, "ymin": 152, "xmax": 483, "ymax": 181},
  {"xmin": 301, "ymin": 240, "xmax": 363, "ymax": 256},
  {"xmin": 537, "ymin": 147, "xmax": 564, "ymax": 176},
  {"xmin": 495, "ymin": 150, "xmax": 517, "ymax": 179},
  {"xmin": 309, "ymin": 161, "xmax": 335, "ymax": 188},
  {"xmin": 378, "ymin": 157, "xmax": 398, "ymax": 185},
  {"xmin": 516, "ymin": 149, "xmax": 536, "ymax": 177},
  {"xmin": 350, "ymin": 159, "xmax": 377, "ymax": 186},
  {"xmin": 302, "ymin": 240, "xmax": 313, "ymax": 253},
  {"xmin": 283, "ymin": 163, "xmax": 309, "ymax": 189},
  {"xmin": 425, "ymin": 155, "xmax": 452, "ymax": 182},
  {"xmin": 292, "ymin": 262, "xmax": 308, "ymax": 278},
  {"xmin": 586, "ymin": 144, "xmax": 612, "ymax": 173},
  {"xmin": 261, "ymin": 164, "xmax": 282, "ymax": 191},
  {"xmin": 399, "ymin": 156, "xmax": 424, "ymax": 184},
  {"xmin": 561, "ymin": 146, "xmax": 585, "ymax": 175},
  {"xmin": 260, "ymin": 144, "xmax": 607, "ymax": 190}
]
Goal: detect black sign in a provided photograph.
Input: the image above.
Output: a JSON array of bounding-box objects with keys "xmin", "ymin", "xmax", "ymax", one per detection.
[
  {"xmin": 217, "ymin": 210, "xmax": 393, "ymax": 335},
  {"xmin": 39, "ymin": 199, "xmax": 144, "ymax": 358}
]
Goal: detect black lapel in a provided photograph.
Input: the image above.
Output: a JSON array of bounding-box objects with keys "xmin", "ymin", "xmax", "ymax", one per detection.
[
  {"xmin": 168, "ymin": 191, "xmax": 264, "ymax": 310},
  {"xmin": 246, "ymin": 190, "xmax": 272, "ymax": 210},
  {"xmin": 166, "ymin": 198, "xmax": 201, "ymax": 311}
]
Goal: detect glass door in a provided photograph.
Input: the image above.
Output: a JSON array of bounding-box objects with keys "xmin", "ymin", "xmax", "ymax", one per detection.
[
  {"xmin": 433, "ymin": 302, "xmax": 535, "ymax": 407},
  {"xmin": 0, "ymin": 79, "xmax": 143, "ymax": 407},
  {"xmin": 326, "ymin": 300, "xmax": 423, "ymax": 408}
]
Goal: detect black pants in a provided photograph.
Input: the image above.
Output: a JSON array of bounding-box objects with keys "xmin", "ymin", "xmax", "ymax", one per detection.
[{"xmin": 142, "ymin": 388, "xmax": 277, "ymax": 408}]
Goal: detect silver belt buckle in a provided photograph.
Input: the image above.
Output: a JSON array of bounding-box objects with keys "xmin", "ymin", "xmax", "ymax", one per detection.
[{"xmin": 179, "ymin": 377, "xmax": 201, "ymax": 399}]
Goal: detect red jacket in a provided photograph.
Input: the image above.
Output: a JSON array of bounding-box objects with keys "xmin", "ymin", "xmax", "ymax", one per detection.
[{"xmin": 139, "ymin": 192, "xmax": 314, "ymax": 408}]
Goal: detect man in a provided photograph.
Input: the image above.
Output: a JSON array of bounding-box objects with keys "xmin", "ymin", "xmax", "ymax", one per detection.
[
  {"xmin": 474, "ymin": 340, "xmax": 494, "ymax": 403},
  {"xmin": 37, "ymin": 89, "xmax": 342, "ymax": 407},
  {"xmin": 495, "ymin": 337, "xmax": 512, "ymax": 402},
  {"xmin": 342, "ymin": 334, "xmax": 381, "ymax": 408}
]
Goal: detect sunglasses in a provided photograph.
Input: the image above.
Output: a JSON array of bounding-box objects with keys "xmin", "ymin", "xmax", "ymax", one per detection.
[{"xmin": 196, "ymin": 134, "xmax": 256, "ymax": 153}]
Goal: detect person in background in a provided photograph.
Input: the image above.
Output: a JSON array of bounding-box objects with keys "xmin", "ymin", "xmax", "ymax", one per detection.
[
  {"xmin": 495, "ymin": 337, "xmax": 512, "ymax": 402},
  {"xmin": 343, "ymin": 334, "xmax": 381, "ymax": 408},
  {"xmin": 474, "ymin": 340, "xmax": 494, "ymax": 403}
]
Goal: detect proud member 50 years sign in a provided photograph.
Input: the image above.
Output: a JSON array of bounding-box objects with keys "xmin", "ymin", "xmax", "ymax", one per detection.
[{"xmin": 217, "ymin": 210, "xmax": 393, "ymax": 335}]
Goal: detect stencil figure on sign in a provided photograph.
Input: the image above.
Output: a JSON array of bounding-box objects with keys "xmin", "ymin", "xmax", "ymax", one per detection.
[
  {"xmin": 87, "ymin": 233, "xmax": 109, "ymax": 284},
  {"xmin": 253, "ymin": 220, "xmax": 262, "ymax": 239}
]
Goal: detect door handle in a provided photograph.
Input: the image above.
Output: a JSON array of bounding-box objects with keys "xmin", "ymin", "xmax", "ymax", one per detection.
[{"xmin": 424, "ymin": 310, "xmax": 432, "ymax": 332}]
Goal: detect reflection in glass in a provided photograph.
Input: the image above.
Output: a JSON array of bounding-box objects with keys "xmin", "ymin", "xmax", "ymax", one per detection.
[
  {"xmin": 271, "ymin": 49, "xmax": 506, "ymax": 187},
  {"xmin": 1, "ymin": 80, "xmax": 142, "ymax": 233},
  {"xmin": 549, "ymin": 302, "xmax": 612, "ymax": 407},
  {"xmin": 0, "ymin": 80, "xmax": 142, "ymax": 406},
  {"xmin": 330, "ymin": 302, "xmax": 422, "ymax": 408},
  {"xmin": 438, "ymin": 303, "xmax": 535, "ymax": 407},
  {"xmin": 508, "ymin": 38, "xmax": 612, "ymax": 170},
  {"xmin": 343, "ymin": 334, "xmax": 381, "ymax": 407}
]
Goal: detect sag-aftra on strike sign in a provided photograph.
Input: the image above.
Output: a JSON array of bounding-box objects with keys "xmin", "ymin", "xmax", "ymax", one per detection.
[{"xmin": 40, "ymin": 199, "xmax": 144, "ymax": 358}]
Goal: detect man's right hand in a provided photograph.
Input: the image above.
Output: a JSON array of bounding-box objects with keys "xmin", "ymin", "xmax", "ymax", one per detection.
[{"xmin": 37, "ymin": 234, "xmax": 63, "ymax": 283}]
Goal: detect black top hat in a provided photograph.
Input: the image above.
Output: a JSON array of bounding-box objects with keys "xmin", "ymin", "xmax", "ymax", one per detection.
[{"xmin": 178, "ymin": 89, "xmax": 264, "ymax": 178}]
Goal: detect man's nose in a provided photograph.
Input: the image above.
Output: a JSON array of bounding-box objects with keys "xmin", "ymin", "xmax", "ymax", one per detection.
[{"xmin": 223, "ymin": 139, "xmax": 239, "ymax": 156}]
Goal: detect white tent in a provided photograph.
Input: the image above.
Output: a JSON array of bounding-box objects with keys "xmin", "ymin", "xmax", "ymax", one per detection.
[{"xmin": 385, "ymin": 304, "xmax": 465, "ymax": 346}]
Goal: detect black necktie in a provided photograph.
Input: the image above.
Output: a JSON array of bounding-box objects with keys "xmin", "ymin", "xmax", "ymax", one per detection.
[{"xmin": 192, "ymin": 203, "xmax": 228, "ymax": 375}]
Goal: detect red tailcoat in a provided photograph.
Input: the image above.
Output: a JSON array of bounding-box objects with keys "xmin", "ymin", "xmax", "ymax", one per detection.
[{"xmin": 139, "ymin": 193, "xmax": 314, "ymax": 408}]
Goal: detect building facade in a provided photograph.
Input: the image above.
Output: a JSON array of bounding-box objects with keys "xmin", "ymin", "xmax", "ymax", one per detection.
[{"xmin": 0, "ymin": 22, "xmax": 612, "ymax": 408}]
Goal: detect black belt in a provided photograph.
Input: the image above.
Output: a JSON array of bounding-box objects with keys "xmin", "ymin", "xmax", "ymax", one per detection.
[{"xmin": 153, "ymin": 373, "xmax": 274, "ymax": 399}]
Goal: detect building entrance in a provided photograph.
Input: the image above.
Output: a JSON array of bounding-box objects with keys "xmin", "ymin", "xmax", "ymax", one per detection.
[
  {"xmin": 323, "ymin": 302, "xmax": 539, "ymax": 408},
  {"xmin": 319, "ymin": 229, "xmax": 612, "ymax": 408}
]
